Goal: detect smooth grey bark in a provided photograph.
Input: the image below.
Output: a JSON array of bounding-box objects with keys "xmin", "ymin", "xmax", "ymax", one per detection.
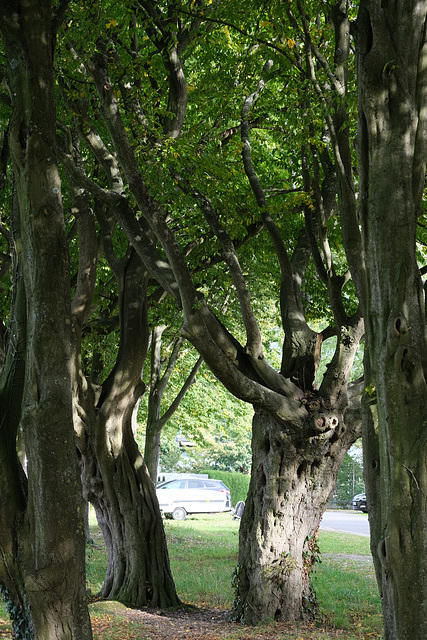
[
  {"xmin": 0, "ymin": 2, "xmax": 93, "ymax": 638},
  {"xmin": 354, "ymin": 3, "xmax": 427, "ymax": 639}
]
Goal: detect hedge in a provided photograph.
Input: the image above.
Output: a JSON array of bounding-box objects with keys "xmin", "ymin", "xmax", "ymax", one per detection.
[{"xmin": 201, "ymin": 469, "xmax": 251, "ymax": 506}]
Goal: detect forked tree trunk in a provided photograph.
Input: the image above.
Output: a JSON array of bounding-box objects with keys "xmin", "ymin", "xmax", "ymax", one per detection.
[
  {"xmin": 74, "ymin": 249, "xmax": 180, "ymax": 608},
  {"xmin": 232, "ymin": 404, "xmax": 360, "ymax": 624},
  {"xmin": 74, "ymin": 246, "xmax": 180, "ymax": 607}
]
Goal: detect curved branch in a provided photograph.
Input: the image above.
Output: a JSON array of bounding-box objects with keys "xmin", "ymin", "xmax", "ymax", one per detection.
[
  {"xmin": 195, "ymin": 191, "xmax": 262, "ymax": 353},
  {"xmin": 86, "ymin": 49, "xmax": 199, "ymax": 319},
  {"xmin": 240, "ymin": 61, "xmax": 294, "ymax": 288},
  {"xmin": 156, "ymin": 354, "xmax": 203, "ymax": 430},
  {"xmin": 182, "ymin": 301, "xmax": 305, "ymax": 421}
]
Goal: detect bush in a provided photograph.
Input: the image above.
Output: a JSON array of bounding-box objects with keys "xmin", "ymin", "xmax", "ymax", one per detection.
[{"xmin": 201, "ymin": 469, "xmax": 250, "ymax": 506}]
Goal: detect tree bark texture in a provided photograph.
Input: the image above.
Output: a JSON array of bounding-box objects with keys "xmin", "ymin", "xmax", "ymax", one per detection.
[
  {"xmin": 82, "ymin": 423, "xmax": 180, "ymax": 607},
  {"xmin": 232, "ymin": 396, "xmax": 361, "ymax": 624},
  {"xmin": 356, "ymin": 3, "xmax": 427, "ymax": 638},
  {"xmin": 0, "ymin": 213, "xmax": 33, "ymax": 638},
  {"xmin": 0, "ymin": 2, "xmax": 93, "ymax": 638},
  {"xmin": 73, "ymin": 247, "xmax": 180, "ymax": 608}
]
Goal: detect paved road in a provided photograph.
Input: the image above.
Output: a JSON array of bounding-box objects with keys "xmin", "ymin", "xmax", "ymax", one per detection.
[{"xmin": 320, "ymin": 510, "xmax": 370, "ymax": 537}]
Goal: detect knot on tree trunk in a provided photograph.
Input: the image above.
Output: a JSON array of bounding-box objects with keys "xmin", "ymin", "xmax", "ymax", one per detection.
[
  {"xmin": 311, "ymin": 412, "xmax": 339, "ymax": 434},
  {"xmin": 302, "ymin": 395, "xmax": 340, "ymax": 434},
  {"xmin": 387, "ymin": 314, "xmax": 410, "ymax": 346}
]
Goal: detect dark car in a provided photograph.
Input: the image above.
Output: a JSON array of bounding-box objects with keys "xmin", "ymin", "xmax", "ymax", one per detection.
[{"xmin": 352, "ymin": 492, "xmax": 367, "ymax": 513}]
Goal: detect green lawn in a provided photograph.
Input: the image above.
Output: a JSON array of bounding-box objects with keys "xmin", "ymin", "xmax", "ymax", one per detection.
[
  {"xmin": 0, "ymin": 511, "xmax": 383, "ymax": 639},
  {"xmin": 162, "ymin": 513, "xmax": 382, "ymax": 633}
]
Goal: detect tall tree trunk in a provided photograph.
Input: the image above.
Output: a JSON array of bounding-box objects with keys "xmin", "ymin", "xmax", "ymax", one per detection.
[
  {"xmin": 77, "ymin": 370, "xmax": 180, "ymax": 607},
  {"xmin": 82, "ymin": 412, "xmax": 180, "ymax": 607},
  {"xmin": 356, "ymin": 3, "xmax": 427, "ymax": 638},
  {"xmin": 0, "ymin": 209, "xmax": 33, "ymax": 638},
  {"xmin": 0, "ymin": 3, "xmax": 93, "ymax": 638}
]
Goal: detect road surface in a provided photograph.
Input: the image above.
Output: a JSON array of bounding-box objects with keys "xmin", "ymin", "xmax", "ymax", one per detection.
[{"xmin": 320, "ymin": 510, "xmax": 370, "ymax": 536}]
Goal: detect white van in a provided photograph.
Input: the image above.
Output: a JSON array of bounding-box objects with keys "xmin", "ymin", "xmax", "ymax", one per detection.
[{"xmin": 156, "ymin": 477, "xmax": 231, "ymax": 520}]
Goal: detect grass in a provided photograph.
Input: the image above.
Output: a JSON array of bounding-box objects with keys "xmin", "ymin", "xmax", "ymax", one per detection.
[
  {"xmin": 0, "ymin": 510, "xmax": 384, "ymax": 639},
  {"xmin": 164, "ymin": 513, "xmax": 240, "ymax": 607},
  {"xmin": 313, "ymin": 532, "xmax": 381, "ymax": 633}
]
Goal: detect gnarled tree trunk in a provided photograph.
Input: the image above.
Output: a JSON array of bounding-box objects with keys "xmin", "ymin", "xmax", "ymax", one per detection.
[
  {"xmin": 83, "ymin": 412, "xmax": 179, "ymax": 607},
  {"xmin": 233, "ymin": 384, "xmax": 362, "ymax": 624},
  {"xmin": 72, "ymin": 242, "xmax": 180, "ymax": 607}
]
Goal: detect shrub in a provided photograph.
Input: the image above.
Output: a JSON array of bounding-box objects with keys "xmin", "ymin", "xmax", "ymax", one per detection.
[{"xmin": 201, "ymin": 469, "xmax": 250, "ymax": 506}]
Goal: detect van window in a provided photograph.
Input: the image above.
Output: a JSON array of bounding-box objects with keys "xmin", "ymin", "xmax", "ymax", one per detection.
[
  {"xmin": 161, "ymin": 480, "xmax": 186, "ymax": 489},
  {"xmin": 188, "ymin": 480, "xmax": 204, "ymax": 489}
]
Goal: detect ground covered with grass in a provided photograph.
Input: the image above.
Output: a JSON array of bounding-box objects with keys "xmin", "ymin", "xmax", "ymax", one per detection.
[{"xmin": 0, "ymin": 511, "xmax": 382, "ymax": 640}]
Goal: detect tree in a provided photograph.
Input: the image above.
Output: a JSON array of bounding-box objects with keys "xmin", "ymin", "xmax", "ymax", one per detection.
[
  {"xmin": 350, "ymin": 3, "xmax": 427, "ymax": 638},
  {"xmin": 144, "ymin": 325, "xmax": 203, "ymax": 480},
  {"xmin": 56, "ymin": 0, "xmax": 365, "ymax": 624},
  {"xmin": 65, "ymin": 167, "xmax": 181, "ymax": 607},
  {"xmin": 0, "ymin": 2, "xmax": 92, "ymax": 638}
]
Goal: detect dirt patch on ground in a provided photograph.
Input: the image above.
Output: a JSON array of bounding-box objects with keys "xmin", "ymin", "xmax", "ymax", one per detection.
[
  {"xmin": 323, "ymin": 553, "xmax": 373, "ymax": 563},
  {"xmin": 124, "ymin": 606, "xmax": 236, "ymax": 639},
  {"xmin": 89, "ymin": 600, "xmax": 356, "ymax": 640}
]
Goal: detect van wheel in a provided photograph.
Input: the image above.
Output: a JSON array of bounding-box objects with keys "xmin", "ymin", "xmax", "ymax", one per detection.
[{"xmin": 172, "ymin": 507, "xmax": 187, "ymax": 521}]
